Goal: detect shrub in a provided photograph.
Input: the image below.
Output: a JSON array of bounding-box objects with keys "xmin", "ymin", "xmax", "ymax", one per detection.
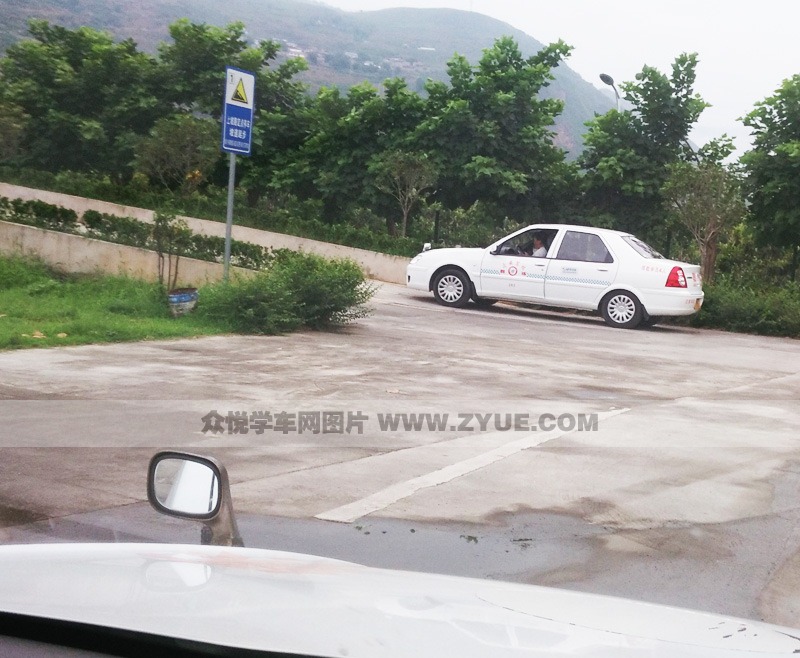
[
  {"xmin": 690, "ymin": 278, "xmax": 800, "ymax": 337},
  {"xmin": 270, "ymin": 250, "xmax": 376, "ymax": 329},
  {"xmin": 2, "ymin": 197, "xmax": 79, "ymax": 231},
  {"xmin": 198, "ymin": 251, "xmax": 375, "ymax": 334}
]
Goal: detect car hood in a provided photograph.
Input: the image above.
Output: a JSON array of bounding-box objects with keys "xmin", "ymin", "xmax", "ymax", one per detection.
[
  {"xmin": 413, "ymin": 247, "xmax": 485, "ymax": 261},
  {"xmin": 0, "ymin": 543, "xmax": 797, "ymax": 657}
]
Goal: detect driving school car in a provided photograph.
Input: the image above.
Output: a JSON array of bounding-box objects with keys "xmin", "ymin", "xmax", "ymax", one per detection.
[{"xmin": 407, "ymin": 224, "xmax": 704, "ymax": 329}]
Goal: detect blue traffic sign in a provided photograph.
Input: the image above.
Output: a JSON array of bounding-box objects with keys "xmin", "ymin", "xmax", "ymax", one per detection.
[{"xmin": 222, "ymin": 66, "xmax": 255, "ymax": 155}]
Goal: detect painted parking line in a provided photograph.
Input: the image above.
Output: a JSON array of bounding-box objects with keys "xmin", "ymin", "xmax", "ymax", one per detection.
[{"xmin": 315, "ymin": 407, "xmax": 630, "ymax": 523}]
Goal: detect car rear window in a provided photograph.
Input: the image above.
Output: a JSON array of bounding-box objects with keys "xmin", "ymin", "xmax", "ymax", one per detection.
[{"xmin": 622, "ymin": 235, "xmax": 663, "ymax": 259}]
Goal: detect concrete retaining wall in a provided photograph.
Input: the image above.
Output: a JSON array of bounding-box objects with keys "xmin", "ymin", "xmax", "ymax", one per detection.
[
  {"xmin": 0, "ymin": 221, "xmax": 250, "ymax": 286},
  {"xmin": 0, "ymin": 183, "xmax": 411, "ymax": 284}
]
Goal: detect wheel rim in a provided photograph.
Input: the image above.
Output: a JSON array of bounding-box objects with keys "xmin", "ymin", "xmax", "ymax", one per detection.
[
  {"xmin": 607, "ymin": 294, "xmax": 636, "ymax": 324},
  {"xmin": 437, "ymin": 274, "xmax": 464, "ymax": 303}
]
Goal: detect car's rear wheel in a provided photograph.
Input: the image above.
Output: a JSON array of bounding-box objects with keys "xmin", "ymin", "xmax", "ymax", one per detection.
[
  {"xmin": 600, "ymin": 290, "xmax": 643, "ymax": 329},
  {"xmin": 433, "ymin": 269, "xmax": 471, "ymax": 308}
]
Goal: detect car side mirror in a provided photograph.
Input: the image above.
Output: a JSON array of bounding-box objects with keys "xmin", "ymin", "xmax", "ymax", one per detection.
[{"xmin": 148, "ymin": 451, "xmax": 243, "ymax": 547}]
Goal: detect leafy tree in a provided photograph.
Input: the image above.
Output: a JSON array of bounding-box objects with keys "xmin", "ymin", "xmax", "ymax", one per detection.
[
  {"xmin": 134, "ymin": 114, "xmax": 220, "ymax": 195},
  {"xmin": 662, "ymin": 139, "xmax": 747, "ymax": 283},
  {"xmin": 369, "ymin": 151, "xmax": 438, "ymax": 236},
  {"xmin": 417, "ymin": 37, "xmax": 573, "ymax": 220},
  {"xmin": 269, "ymin": 77, "xmax": 427, "ymax": 225},
  {"xmin": 0, "ymin": 101, "xmax": 29, "ymax": 162},
  {"xmin": 158, "ymin": 19, "xmax": 308, "ymax": 118},
  {"xmin": 0, "ymin": 20, "xmax": 166, "ymax": 178},
  {"xmin": 580, "ymin": 53, "xmax": 709, "ymax": 247},
  {"xmin": 741, "ymin": 75, "xmax": 800, "ymax": 280}
]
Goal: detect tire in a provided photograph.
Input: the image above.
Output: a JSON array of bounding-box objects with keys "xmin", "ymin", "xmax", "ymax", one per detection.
[
  {"xmin": 600, "ymin": 290, "xmax": 643, "ymax": 329},
  {"xmin": 432, "ymin": 268, "xmax": 471, "ymax": 308}
]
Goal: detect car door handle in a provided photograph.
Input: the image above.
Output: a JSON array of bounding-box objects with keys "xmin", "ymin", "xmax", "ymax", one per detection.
[{"xmin": 597, "ymin": 268, "xmax": 609, "ymax": 272}]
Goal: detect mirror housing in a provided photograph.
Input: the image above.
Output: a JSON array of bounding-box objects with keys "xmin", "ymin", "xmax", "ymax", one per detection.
[{"xmin": 147, "ymin": 451, "xmax": 243, "ymax": 547}]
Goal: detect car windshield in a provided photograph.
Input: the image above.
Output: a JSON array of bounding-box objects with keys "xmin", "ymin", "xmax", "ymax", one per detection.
[{"xmin": 621, "ymin": 235, "xmax": 664, "ymax": 259}]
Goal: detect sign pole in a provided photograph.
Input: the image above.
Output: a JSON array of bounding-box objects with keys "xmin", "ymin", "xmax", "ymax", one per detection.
[
  {"xmin": 220, "ymin": 65, "xmax": 255, "ymax": 283},
  {"xmin": 223, "ymin": 152, "xmax": 236, "ymax": 282}
]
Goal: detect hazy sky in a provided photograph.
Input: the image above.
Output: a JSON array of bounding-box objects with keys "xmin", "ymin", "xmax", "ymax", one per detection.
[{"xmin": 321, "ymin": 0, "xmax": 799, "ymax": 154}]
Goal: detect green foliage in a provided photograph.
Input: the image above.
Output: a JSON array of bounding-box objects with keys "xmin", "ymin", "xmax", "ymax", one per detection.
[
  {"xmin": 198, "ymin": 250, "xmax": 375, "ymax": 334},
  {"xmin": 0, "ymin": 253, "xmax": 52, "ymax": 290},
  {"xmin": 0, "ymin": 255, "xmax": 228, "ymax": 350},
  {"xmin": 368, "ymin": 150, "xmax": 438, "ymax": 236},
  {"xmin": 134, "ymin": 114, "xmax": 220, "ymax": 194},
  {"xmin": 0, "ymin": 195, "xmax": 78, "ymax": 231},
  {"xmin": 580, "ymin": 53, "xmax": 709, "ymax": 247},
  {"xmin": 690, "ymin": 278, "xmax": 800, "ymax": 337},
  {"xmin": 741, "ymin": 75, "xmax": 800, "ymax": 260},
  {"xmin": 0, "ymin": 101, "xmax": 29, "ymax": 163},
  {"xmin": 661, "ymin": 156, "xmax": 747, "ymax": 283},
  {"xmin": 417, "ymin": 38, "xmax": 573, "ymax": 215},
  {"xmin": 0, "ymin": 20, "xmax": 167, "ymax": 178},
  {"xmin": 82, "ymin": 210, "xmax": 152, "ymax": 245},
  {"xmin": 413, "ymin": 201, "xmax": 525, "ymax": 248}
]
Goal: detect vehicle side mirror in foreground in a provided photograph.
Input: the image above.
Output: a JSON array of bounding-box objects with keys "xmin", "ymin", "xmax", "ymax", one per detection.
[{"xmin": 147, "ymin": 451, "xmax": 243, "ymax": 547}]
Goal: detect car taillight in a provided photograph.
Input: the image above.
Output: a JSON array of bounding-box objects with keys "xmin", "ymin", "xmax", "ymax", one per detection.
[{"xmin": 665, "ymin": 266, "xmax": 687, "ymax": 288}]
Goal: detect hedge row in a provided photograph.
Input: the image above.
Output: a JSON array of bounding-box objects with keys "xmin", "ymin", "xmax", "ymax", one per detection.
[{"xmin": 0, "ymin": 197, "xmax": 272, "ymax": 271}]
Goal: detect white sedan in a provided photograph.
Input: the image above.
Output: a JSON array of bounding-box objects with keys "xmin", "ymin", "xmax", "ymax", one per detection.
[{"xmin": 407, "ymin": 224, "xmax": 704, "ymax": 329}]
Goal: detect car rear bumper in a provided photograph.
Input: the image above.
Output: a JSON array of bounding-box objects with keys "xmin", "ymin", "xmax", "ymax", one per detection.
[{"xmin": 642, "ymin": 289, "xmax": 705, "ymax": 316}]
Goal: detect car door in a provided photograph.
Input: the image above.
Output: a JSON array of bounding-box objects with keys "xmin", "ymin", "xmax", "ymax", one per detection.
[
  {"xmin": 544, "ymin": 230, "xmax": 619, "ymax": 308},
  {"xmin": 479, "ymin": 230, "xmax": 546, "ymax": 301}
]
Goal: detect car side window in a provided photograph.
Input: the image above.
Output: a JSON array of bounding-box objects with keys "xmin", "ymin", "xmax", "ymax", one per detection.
[{"xmin": 555, "ymin": 231, "xmax": 613, "ymax": 263}]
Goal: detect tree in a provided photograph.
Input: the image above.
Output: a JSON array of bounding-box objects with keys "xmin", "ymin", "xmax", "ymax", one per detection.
[
  {"xmin": 417, "ymin": 37, "xmax": 573, "ymax": 220},
  {"xmin": 0, "ymin": 102, "xmax": 29, "ymax": 163},
  {"xmin": 0, "ymin": 20, "xmax": 166, "ymax": 178},
  {"xmin": 741, "ymin": 75, "xmax": 800, "ymax": 280},
  {"xmin": 157, "ymin": 19, "xmax": 308, "ymax": 118},
  {"xmin": 369, "ymin": 151, "xmax": 438, "ymax": 236},
  {"xmin": 662, "ymin": 139, "xmax": 747, "ymax": 284},
  {"xmin": 134, "ymin": 114, "xmax": 220, "ymax": 195},
  {"xmin": 269, "ymin": 77, "xmax": 428, "ymax": 225},
  {"xmin": 580, "ymin": 53, "xmax": 709, "ymax": 246}
]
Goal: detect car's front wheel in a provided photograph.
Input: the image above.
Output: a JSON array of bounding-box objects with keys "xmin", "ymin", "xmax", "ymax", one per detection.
[
  {"xmin": 600, "ymin": 290, "xmax": 643, "ymax": 329},
  {"xmin": 432, "ymin": 268, "xmax": 471, "ymax": 308}
]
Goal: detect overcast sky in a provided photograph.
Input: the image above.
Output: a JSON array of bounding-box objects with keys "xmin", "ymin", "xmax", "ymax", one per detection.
[{"xmin": 321, "ymin": 0, "xmax": 799, "ymax": 155}]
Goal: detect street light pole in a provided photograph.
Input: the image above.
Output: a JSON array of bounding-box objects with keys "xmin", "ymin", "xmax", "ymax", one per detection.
[{"xmin": 599, "ymin": 73, "xmax": 620, "ymax": 112}]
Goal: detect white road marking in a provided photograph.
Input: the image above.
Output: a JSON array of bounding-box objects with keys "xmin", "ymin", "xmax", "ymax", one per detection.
[{"xmin": 315, "ymin": 407, "xmax": 630, "ymax": 523}]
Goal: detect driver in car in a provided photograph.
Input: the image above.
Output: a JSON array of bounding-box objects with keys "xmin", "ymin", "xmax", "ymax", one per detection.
[{"xmin": 531, "ymin": 233, "xmax": 548, "ymax": 257}]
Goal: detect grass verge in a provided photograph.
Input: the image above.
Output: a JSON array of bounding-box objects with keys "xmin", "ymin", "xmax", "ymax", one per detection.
[
  {"xmin": 0, "ymin": 255, "xmax": 230, "ymax": 350},
  {"xmin": 0, "ymin": 252, "xmax": 375, "ymax": 350}
]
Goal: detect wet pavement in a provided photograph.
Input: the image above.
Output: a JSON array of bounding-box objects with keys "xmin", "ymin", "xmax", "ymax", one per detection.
[{"xmin": 0, "ymin": 283, "xmax": 799, "ymax": 625}]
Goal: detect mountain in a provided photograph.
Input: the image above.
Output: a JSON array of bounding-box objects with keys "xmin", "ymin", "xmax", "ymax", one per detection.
[{"xmin": 0, "ymin": 0, "xmax": 613, "ymax": 155}]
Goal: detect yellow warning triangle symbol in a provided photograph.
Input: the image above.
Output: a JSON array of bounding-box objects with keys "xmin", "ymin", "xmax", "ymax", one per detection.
[{"xmin": 231, "ymin": 78, "xmax": 248, "ymax": 104}]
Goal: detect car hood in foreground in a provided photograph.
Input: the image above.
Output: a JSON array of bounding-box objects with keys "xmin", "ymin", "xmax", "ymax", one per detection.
[{"xmin": 0, "ymin": 543, "xmax": 798, "ymax": 657}]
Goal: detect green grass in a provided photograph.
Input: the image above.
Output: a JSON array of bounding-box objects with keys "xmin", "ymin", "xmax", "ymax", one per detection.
[{"xmin": 0, "ymin": 255, "xmax": 230, "ymax": 350}]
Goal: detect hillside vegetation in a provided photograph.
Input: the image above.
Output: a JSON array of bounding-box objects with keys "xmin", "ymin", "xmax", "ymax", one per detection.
[{"xmin": 0, "ymin": 0, "xmax": 613, "ymax": 155}]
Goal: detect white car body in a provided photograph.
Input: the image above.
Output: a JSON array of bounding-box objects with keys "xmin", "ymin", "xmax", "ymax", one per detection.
[
  {"xmin": 1, "ymin": 542, "xmax": 799, "ymax": 657},
  {"xmin": 407, "ymin": 224, "xmax": 704, "ymax": 328}
]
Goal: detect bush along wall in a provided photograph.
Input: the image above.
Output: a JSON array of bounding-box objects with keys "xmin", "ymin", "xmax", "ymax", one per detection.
[{"xmin": 0, "ymin": 198, "xmax": 273, "ymax": 271}]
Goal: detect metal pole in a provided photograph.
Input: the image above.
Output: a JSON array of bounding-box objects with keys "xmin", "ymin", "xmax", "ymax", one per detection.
[
  {"xmin": 599, "ymin": 73, "xmax": 620, "ymax": 112},
  {"xmin": 223, "ymin": 152, "xmax": 236, "ymax": 282}
]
